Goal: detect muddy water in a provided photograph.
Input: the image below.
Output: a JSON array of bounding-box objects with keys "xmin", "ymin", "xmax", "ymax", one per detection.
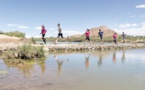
[{"xmin": 0, "ymin": 48, "xmax": 145, "ymax": 90}]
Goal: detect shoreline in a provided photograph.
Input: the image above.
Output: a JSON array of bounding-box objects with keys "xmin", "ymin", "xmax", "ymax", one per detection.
[{"xmin": 0, "ymin": 43, "xmax": 145, "ymax": 52}]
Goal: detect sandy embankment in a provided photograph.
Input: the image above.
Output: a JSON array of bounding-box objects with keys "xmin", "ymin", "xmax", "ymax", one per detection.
[
  {"xmin": 0, "ymin": 34, "xmax": 21, "ymax": 42},
  {"xmin": 0, "ymin": 34, "xmax": 24, "ymax": 50}
]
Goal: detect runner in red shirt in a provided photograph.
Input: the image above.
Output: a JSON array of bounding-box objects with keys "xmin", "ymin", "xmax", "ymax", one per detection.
[
  {"xmin": 113, "ymin": 33, "xmax": 117, "ymax": 44},
  {"xmin": 40, "ymin": 25, "xmax": 47, "ymax": 44},
  {"xmin": 85, "ymin": 29, "xmax": 90, "ymax": 41}
]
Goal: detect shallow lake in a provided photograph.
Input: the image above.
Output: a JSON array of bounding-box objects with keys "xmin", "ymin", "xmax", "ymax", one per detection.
[{"xmin": 0, "ymin": 48, "xmax": 145, "ymax": 90}]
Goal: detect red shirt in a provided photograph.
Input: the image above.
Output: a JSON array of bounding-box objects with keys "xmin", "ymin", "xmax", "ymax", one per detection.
[
  {"xmin": 113, "ymin": 34, "xmax": 117, "ymax": 39},
  {"xmin": 41, "ymin": 28, "xmax": 47, "ymax": 34},
  {"xmin": 85, "ymin": 31, "xmax": 90, "ymax": 37}
]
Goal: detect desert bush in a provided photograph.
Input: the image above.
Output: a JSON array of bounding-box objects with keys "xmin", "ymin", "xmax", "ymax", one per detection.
[
  {"xmin": 0, "ymin": 31, "xmax": 4, "ymax": 34},
  {"xmin": 31, "ymin": 37, "xmax": 36, "ymax": 44},
  {"xmin": 2, "ymin": 44, "xmax": 45, "ymax": 60},
  {"xmin": 5, "ymin": 31, "xmax": 25, "ymax": 38}
]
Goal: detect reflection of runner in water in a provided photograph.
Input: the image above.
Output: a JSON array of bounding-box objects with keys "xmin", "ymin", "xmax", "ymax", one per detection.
[
  {"xmin": 85, "ymin": 54, "xmax": 90, "ymax": 69},
  {"xmin": 54, "ymin": 55, "xmax": 68, "ymax": 76},
  {"xmin": 98, "ymin": 51, "xmax": 103, "ymax": 67},
  {"xmin": 56, "ymin": 60, "xmax": 63, "ymax": 76},
  {"xmin": 122, "ymin": 49, "xmax": 126, "ymax": 63},
  {"xmin": 112, "ymin": 50, "xmax": 116, "ymax": 63}
]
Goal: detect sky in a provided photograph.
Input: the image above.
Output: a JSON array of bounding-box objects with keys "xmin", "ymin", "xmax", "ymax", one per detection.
[{"xmin": 0, "ymin": 0, "xmax": 145, "ymax": 38}]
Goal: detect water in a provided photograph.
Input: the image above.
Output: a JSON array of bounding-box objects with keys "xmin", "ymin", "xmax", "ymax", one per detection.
[{"xmin": 0, "ymin": 48, "xmax": 145, "ymax": 90}]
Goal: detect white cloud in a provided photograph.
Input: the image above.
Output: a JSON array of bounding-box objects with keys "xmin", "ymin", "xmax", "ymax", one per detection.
[
  {"xmin": 35, "ymin": 26, "xmax": 41, "ymax": 30},
  {"xmin": 136, "ymin": 4, "xmax": 145, "ymax": 8},
  {"xmin": 63, "ymin": 30, "xmax": 83, "ymax": 36},
  {"xmin": 115, "ymin": 22, "xmax": 145, "ymax": 36},
  {"xmin": 119, "ymin": 23, "xmax": 138, "ymax": 28},
  {"xmin": 115, "ymin": 28, "xmax": 145, "ymax": 36},
  {"xmin": 18, "ymin": 25, "xmax": 29, "ymax": 29},
  {"xmin": 25, "ymin": 34, "xmax": 31, "ymax": 38},
  {"xmin": 50, "ymin": 28, "xmax": 55, "ymax": 31},
  {"xmin": 7, "ymin": 24, "xmax": 29, "ymax": 29},
  {"xmin": 25, "ymin": 34, "xmax": 41, "ymax": 38},
  {"xmin": 50, "ymin": 29, "xmax": 83, "ymax": 37},
  {"xmin": 7, "ymin": 24, "xmax": 17, "ymax": 27},
  {"xmin": 34, "ymin": 27, "xmax": 55, "ymax": 31}
]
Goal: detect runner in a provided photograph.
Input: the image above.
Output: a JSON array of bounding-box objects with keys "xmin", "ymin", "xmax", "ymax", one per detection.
[
  {"xmin": 40, "ymin": 25, "xmax": 47, "ymax": 44},
  {"xmin": 113, "ymin": 33, "xmax": 117, "ymax": 44},
  {"xmin": 85, "ymin": 29, "xmax": 90, "ymax": 43},
  {"xmin": 122, "ymin": 32, "xmax": 126, "ymax": 43},
  {"xmin": 54, "ymin": 23, "xmax": 63, "ymax": 45},
  {"xmin": 98, "ymin": 29, "xmax": 104, "ymax": 44}
]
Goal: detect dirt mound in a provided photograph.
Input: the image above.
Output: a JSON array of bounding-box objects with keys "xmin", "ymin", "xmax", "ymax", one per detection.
[
  {"xmin": 0, "ymin": 34, "xmax": 21, "ymax": 43},
  {"xmin": 71, "ymin": 26, "xmax": 119, "ymax": 37},
  {"xmin": 89, "ymin": 26, "xmax": 118, "ymax": 37}
]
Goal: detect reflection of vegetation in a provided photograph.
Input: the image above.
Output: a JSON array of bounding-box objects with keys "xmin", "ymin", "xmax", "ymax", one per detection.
[
  {"xmin": 3, "ymin": 58, "xmax": 46, "ymax": 77},
  {"xmin": 0, "ymin": 70, "xmax": 8, "ymax": 78},
  {"xmin": 3, "ymin": 59, "xmax": 33, "ymax": 76},
  {"xmin": 2, "ymin": 44, "xmax": 45, "ymax": 60},
  {"xmin": 0, "ymin": 70, "xmax": 8, "ymax": 74},
  {"xmin": 37, "ymin": 58, "xmax": 46, "ymax": 74}
]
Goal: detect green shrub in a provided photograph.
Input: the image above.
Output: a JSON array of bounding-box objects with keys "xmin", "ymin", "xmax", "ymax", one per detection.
[
  {"xmin": 0, "ymin": 31, "xmax": 4, "ymax": 34},
  {"xmin": 2, "ymin": 44, "xmax": 45, "ymax": 60},
  {"xmin": 31, "ymin": 37, "xmax": 36, "ymax": 44},
  {"xmin": 5, "ymin": 31, "xmax": 25, "ymax": 38}
]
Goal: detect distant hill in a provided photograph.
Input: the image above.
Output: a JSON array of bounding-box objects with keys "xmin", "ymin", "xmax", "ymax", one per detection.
[{"xmin": 71, "ymin": 26, "xmax": 119, "ymax": 37}]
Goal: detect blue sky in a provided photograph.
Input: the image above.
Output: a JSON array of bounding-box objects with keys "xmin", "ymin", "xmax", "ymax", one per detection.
[{"xmin": 0, "ymin": 0, "xmax": 145, "ymax": 38}]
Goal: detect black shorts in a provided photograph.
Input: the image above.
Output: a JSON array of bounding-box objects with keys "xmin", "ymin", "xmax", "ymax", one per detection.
[
  {"xmin": 58, "ymin": 33, "xmax": 63, "ymax": 38},
  {"xmin": 42, "ymin": 34, "xmax": 45, "ymax": 38},
  {"xmin": 100, "ymin": 36, "xmax": 103, "ymax": 40},
  {"xmin": 85, "ymin": 36, "xmax": 90, "ymax": 41},
  {"xmin": 114, "ymin": 39, "xmax": 117, "ymax": 43}
]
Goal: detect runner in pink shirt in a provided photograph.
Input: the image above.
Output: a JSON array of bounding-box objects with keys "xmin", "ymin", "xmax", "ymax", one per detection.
[
  {"xmin": 40, "ymin": 25, "xmax": 47, "ymax": 44},
  {"xmin": 85, "ymin": 29, "xmax": 90, "ymax": 41},
  {"xmin": 113, "ymin": 33, "xmax": 117, "ymax": 44}
]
